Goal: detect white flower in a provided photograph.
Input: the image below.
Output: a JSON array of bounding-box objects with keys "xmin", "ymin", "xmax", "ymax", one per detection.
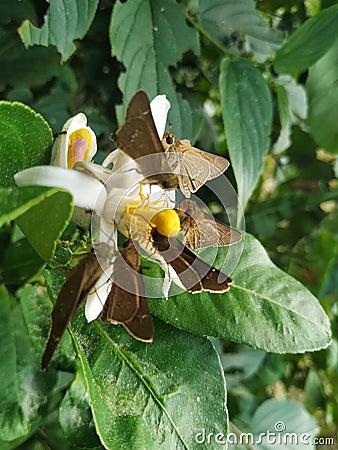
[
  {"xmin": 51, "ymin": 113, "xmax": 97, "ymax": 168},
  {"xmin": 14, "ymin": 94, "xmax": 182, "ymax": 324},
  {"xmin": 86, "ymin": 94, "xmax": 176, "ymax": 321},
  {"xmin": 14, "ymin": 113, "xmax": 107, "ymax": 226}
]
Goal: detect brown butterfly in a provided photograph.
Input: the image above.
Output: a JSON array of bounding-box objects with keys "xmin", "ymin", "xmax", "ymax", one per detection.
[
  {"xmin": 162, "ymin": 132, "xmax": 230, "ymax": 198},
  {"xmin": 150, "ymin": 228, "xmax": 232, "ymax": 293},
  {"xmin": 42, "ymin": 241, "xmax": 153, "ymax": 369},
  {"xmin": 41, "ymin": 244, "xmax": 112, "ymax": 370},
  {"xmin": 112, "ymin": 90, "xmax": 178, "ymax": 190},
  {"xmin": 113, "ymin": 90, "xmax": 230, "ymax": 197},
  {"xmin": 101, "ymin": 238, "xmax": 153, "ymax": 342},
  {"xmin": 176, "ymin": 199, "xmax": 242, "ymax": 249}
]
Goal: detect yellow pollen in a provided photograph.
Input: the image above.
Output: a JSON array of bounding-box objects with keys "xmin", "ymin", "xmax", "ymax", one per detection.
[
  {"xmin": 126, "ymin": 204, "xmax": 138, "ymax": 214},
  {"xmin": 151, "ymin": 210, "xmax": 181, "ymax": 237},
  {"xmin": 67, "ymin": 128, "xmax": 91, "ymax": 168}
]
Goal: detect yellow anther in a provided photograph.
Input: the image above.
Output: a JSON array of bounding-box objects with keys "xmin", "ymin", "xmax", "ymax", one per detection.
[
  {"xmin": 67, "ymin": 128, "xmax": 92, "ymax": 168},
  {"xmin": 139, "ymin": 181, "xmax": 146, "ymax": 201},
  {"xmin": 126, "ymin": 204, "xmax": 138, "ymax": 214},
  {"xmin": 151, "ymin": 209, "xmax": 181, "ymax": 237}
]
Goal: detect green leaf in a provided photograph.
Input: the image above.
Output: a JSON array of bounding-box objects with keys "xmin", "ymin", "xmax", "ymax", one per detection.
[
  {"xmin": 288, "ymin": 211, "xmax": 338, "ymax": 299},
  {"xmin": 32, "ymin": 66, "xmax": 78, "ymax": 132},
  {"xmin": 110, "ymin": 0, "xmax": 200, "ymax": 139},
  {"xmin": 306, "ymin": 38, "xmax": 338, "ymax": 154},
  {"xmin": 198, "ymin": 0, "xmax": 284, "ymax": 62},
  {"xmin": 1, "ymin": 237, "xmax": 45, "ymax": 287},
  {"xmin": 0, "ymin": 0, "xmax": 36, "ymax": 25},
  {"xmin": 18, "ymin": 0, "xmax": 100, "ymax": 62},
  {"xmin": 250, "ymin": 399, "xmax": 319, "ymax": 450},
  {"xmin": 0, "ymin": 29, "xmax": 62, "ymax": 89},
  {"xmin": 16, "ymin": 190, "xmax": 73, "ymax": 262},
  {"xmin": 219, "ymin": 58, "xmax": 273, "ymax": 208},
  {"xmin": 0, "ymin": 186, "xmax": 73, "ymax": 262},
  {"xmin": 0, "ymin": 102, "xmax": 53, "ymax": 187},
  {"xmin": 18, "ymin": 285, "xmax": 53, "ymax": 357},
  {"xmin": 0, "ymin": 285, "xmax": 56, "ymax": 442},
  {"xmin": 59, "ymin": 373, "xmax": 101, "ymax": 448},
  {"xmin": 214, "ymin": 342, "xmax": 266, "ymax": 389},
  {"xmin": 274, "ymin": 4, "xmax": 338, "ymax": 75},
  {"xmin": 272, "ymin": 75, "xmax": 308, "ymax": 153},
  {"xmin": 72, "ymin": 313, "xmax": 227, "ymax": 450},
  {"xmin": 148, "ymin": 234, "xmax": 331, "ymax": 353}
]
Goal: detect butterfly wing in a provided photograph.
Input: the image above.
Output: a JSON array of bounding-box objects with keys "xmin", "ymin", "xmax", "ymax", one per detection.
[
  {"xmin": 101, "ymin": 250, "xmax": 140, "ymax": 323},
  {"xmin": 101, "ymin": 240, "xmax": 153, "ymax": 342},
  {"xmin": 152, "ymin": 231, "xmax": 232, "ymax": 293},
  {"xmin": 180, "ymin": 146, "xmax": 229, "ymax": 193},
  {"xmin": 122, "ymin": 296, "xmax": 153, "ymax": 342},
  {"xmin": 178, "ymin": 199, "xmax": 242, "ymax": 249},
  {"xmin": 41, "ymin": 253, "xmax": 103, "ymax": 370},
  {"xmin": 163, "ymin": 133, "xmax": 229, "ymax": 197},
  {"xmin": 113, "ymin": 91, "xmax": 178, "ymax": 189}
]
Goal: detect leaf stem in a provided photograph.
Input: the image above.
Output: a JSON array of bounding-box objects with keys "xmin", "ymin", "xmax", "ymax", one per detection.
[
  {"xmin": 186, "ymin": 15, "xmax": 237, "ymax": 57},
  {"xmin": 229, "ymin": 421, "xmax": 255, "ymax": 450}
]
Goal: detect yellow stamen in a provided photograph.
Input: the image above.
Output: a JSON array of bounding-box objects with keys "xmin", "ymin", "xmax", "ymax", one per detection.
[
  {"xmin": 139, "ymin": 181, "xmax": 146, "ymax": 201},
  {"xmin": 67, "ymin": 128, "xmax": 92, "ymax": 168}
]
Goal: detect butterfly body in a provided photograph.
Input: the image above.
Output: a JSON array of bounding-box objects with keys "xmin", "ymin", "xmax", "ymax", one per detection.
[{"xmin": 162, "ymin": 132, "xmax": 230, "ymax": 198}]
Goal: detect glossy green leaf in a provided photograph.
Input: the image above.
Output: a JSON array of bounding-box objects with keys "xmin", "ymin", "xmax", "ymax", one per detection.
[
  {"xmin": 0, "ymin": 285, "xmax": 56, "ymax": 442},
  {"xmin": 71, "ymin": 313, "xmax": 227, "ymax": 450},
  {"xmin": 219, "ymin": 58, "xmax": 273, "ymax": 207},
  {"xmin": 198, "ymin": 0, "xmax": 284, "ymax": 62},
  {"xmin": 59, "ymin": 373, "xmax": 101, "ymax": 448},
  {"xmin": 148, "ymin": 234, "xmax": 331, "ymax": 353},
  {"xmin": 306, "ymin": 38, "xmax": 338, "ymax": 154},
  {"xmin": 274, "ymin": 4, "xmax": 338, "ymax": 75},
  {"xmin": 110, "ymin": 0, "xmax": 200, "ymax": 139},
  {"xmin": 0, "ymin": 102, "xmax": 52, "ymax": 187},
  {"xmin": 15, "ymin": 190, "xmax": 73, "ymax": 262},
  {"xmin": 1, "ymin": 237, "xmax": 44, "ymax": 287},
  {"xmin": 0, "ymin": 186, "xmax": 73, "ymax": 261},
  {"xmin": 18, "ymin": 0, "xmax": 99, "ymax": 61}
]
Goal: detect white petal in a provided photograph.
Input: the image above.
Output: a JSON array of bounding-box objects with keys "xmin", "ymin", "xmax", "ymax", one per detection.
[
  {"xmin": 14, "ymin": 166, "xmax": 106, "ymax": 212},
  {"xmin": 85, "ymin": 265, "xmax": 114, "ymax": 322},
  {"xmin": 150, "ymin": 95, "xmax": 170, "ymax": 139},
  {"xmin": 162, "ymin": 276, "xmax": 172, "ymax": 299},
  {"xmin": 91, "ymin": 216, "xmax": 117, "ymax": 250},
  {"xmin": 73, "ymin": 160, "xmax": 112, "ymax": 183},
  {"xmin": 51, "ymin": 113, "xmax": 97, "ymax": 168}
]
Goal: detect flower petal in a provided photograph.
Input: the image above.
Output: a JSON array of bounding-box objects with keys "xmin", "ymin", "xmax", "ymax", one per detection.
[
  {"xmin": 14, "ymin": 166, "xmax": 106, "ymax": 212},
  {"xmin": 150, "ymin": 94, "xmax": 170, "ymax": 139},
  {"xmin": 73, "ymin": 160, "xmax": 112, "ymax": 183},
  {"xmin": 51, "ymin": 113, "xmax": 97, "ymax": 168},
  {"xmin": 85, "ymin": 265, "xmax": 114, "ymax": 322}
]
